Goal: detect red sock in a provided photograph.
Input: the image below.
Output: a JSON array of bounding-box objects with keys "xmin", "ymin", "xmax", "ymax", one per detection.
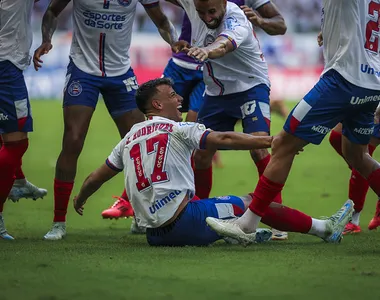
[
  {"xmin": 0, "ymin": 139, "xmax": 28, "ymax": 212},
  {"xmin": 329, "ymin": 130, "xmax": 343, "ymax": 157},
  {"xmin": 15, "ymin": 159, "xmax": 25, "ymax": 180},
  {"xmin": 121, "ymin": 189, "xmax": 130, "ymax": 201},
  {"xmin": 261, "ymin": 204, "xmax": 312, "ymax": 233},
  {"xmin": 367, "ymin": 168, "xmax": 380, "ymax": 198},
  {"xmin": 53, "ymin": 179, "xmax": 74, "ymax": 222},
  {"xmin": 194, "ymin": 166, "xmax": 212, "ymax": 199},
  {"xmin": 349, "ymin": 145, "xmax": 376, "ymax": 212},
  {"xmin": 255, "ymin": 154, "xmax": 282, "ymax": 204},
  {"xmin": 249, "ymin": 175, "xmax": 284, "ymax": 217}
]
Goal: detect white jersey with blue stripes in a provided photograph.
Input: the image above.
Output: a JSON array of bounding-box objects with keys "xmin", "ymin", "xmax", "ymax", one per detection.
[
  {"xmin": 70, "ymin": 0, "xmax": 158, "ymax": 77},
  {"xmin": 0, "ymin": 0, "xmax": 34, "ymax": 70},
  {"xmin": 177, "ymin": 0, "xmax": 270, "ymax": 96},
  {"xmin": 322, "ymin": 0, "xmax": 380, "ymax": 90}
]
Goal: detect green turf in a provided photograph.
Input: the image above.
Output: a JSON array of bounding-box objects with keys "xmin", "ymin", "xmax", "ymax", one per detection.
[{"xmin": 1, "ymin": 100, "xmax": 380, "ymax": 300}]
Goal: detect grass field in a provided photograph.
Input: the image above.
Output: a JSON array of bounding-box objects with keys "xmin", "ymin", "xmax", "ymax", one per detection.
[{"xmin": 1, "ymin": 100, "xmax": 380, "ymax": 300}]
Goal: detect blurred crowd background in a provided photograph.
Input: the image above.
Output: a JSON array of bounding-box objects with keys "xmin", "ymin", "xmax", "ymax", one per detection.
[{"xmin": 28, "ymin": 0, "xmax": 324, "ymax": 101}]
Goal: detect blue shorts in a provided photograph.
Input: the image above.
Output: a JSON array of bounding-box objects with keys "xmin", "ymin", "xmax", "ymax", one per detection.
[
  {"xmin": 146, "ymin": 195, "xmax": 245, "ymax": 247},
  {"xmin": 197, "ymin": 84, "xmax": 271, "ymax": 134},
  {"xmin": 373, "ymin": 123, "xmax": 380, "ymax": 139},
  {"xmin": 284, "ymin": 69, "xmax": 380, "ymax": 145},
  {"xmin": 163, "ymin": 59, "xmax": 204, "ymax": 113},
  {"xmin": 63, "ymin": 59, "xmax": 138, "ymax": 119},
  {"xmin": 0, "ymin": 61, "xmax": 33, "ymax": 134}
]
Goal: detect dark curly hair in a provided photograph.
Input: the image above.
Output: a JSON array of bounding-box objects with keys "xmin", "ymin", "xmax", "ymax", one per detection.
[{"xmin": 136, "ymin": 78, "xmax": 174, "ymax": 114}]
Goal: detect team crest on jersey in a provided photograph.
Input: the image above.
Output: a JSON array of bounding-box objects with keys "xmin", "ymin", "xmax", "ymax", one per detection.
[
  {"xmin": 224, "ymin": 17, "xmax": 240, "ymax": 30},
  {"xmin": 117, "ymin": 0, "xmax": 132, "ymax": 7},
  {"xmin": 68, "ymin": 81, "xmax": 83, "ymax": 97},
  {"xmin": 204, "ymin": 34, "xmax": 216, "ymax": 47}
]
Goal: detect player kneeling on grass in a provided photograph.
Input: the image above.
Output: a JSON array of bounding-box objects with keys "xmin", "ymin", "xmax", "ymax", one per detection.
[{"xmin": 73, "ymin": 78, "xmax": 353, "ymax": 246}]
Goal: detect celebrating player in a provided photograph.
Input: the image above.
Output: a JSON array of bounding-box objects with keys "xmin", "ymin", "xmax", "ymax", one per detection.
[
  {"xmin": 73, "ymin": 78, "xmax": 353, "ymax": 246},
  {"xmin": 33, "ymin": 0, "xmax": 178, "ymax": 240},
  {"xmin": 206, "ymin": 0, "xmax": 380, "ymax": 245}
]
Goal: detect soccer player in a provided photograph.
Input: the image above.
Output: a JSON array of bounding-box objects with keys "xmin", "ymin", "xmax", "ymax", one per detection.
[
  {"xmin": 206, "ymin": 0, "xmax": 380, "ymax": 245},
  {"xmin": 72, "ymin": 78, "xmax": 353, "ymax": 246},
  {"xmin": 0, "ymin": 0, "xmax": 46, "ymax": 240},
  {"xmin": 33, "ymin": 0, "xmax": 178, "ymax": 240}
]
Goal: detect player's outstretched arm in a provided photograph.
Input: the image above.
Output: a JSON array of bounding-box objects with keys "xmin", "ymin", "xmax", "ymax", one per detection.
[
  {"xmin": 33, "ymin": 0, "xmax": 71, "ymax": 71},
  {"xmin": 73, "ymin": 164, "xmax": 119, "ymax": 216},
  {"xmin": 205, "ymin": 131, "xmax": 273, "ymax": 150},
  {"xmin": 187, "ymin": 36, "xmax": 234, "ymax": 62},
  {"xmin": 241, "ymin": 2, "xmax": 286, "ymax": 35},
  {"xmin": 145, "ymin": 4, "xmax": 178, "ymax": 46}
]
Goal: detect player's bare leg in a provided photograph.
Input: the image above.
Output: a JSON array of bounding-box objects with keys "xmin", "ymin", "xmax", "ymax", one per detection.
[
  {"xmin": 0, "ymin": 132, "xmax": 29, "ymax": 240},
  {"xmin": 329, "ymin": 123, "xmax": 380, "ymax": 233},
  {"xmin": 270, "ymin": 99, "xmax": 289, "ymax": 119},
  {"xmin": 44, "ymin": 105, "xmax": 94, "ymax": 240},
  {"xmin": 341, "ymin": 134, "xmax": 380, "ymax": 232}
]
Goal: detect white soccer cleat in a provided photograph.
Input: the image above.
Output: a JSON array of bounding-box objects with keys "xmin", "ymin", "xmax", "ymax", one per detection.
[
  {"xmin": 8, "ymin": 179, "xmax": 48, "ymax": 202},
  {"xmin": 130, "ymin": 218, "xmax": 146, "ymax": 234},
  {"xmin": 323, "ymin": 200, "xmax": 354, "ymax": 243},
  {"xmin": 44, "ymin": 222, "xmax": 66, "ymax": 240},
  {"xmin": 0, "ymin": 214, "xmax": 14, "ymax": 240},
  {"xmin": 271, "ymin": 229, "xmax": 288, "ymax": 240},
  {"xmin": 206, "ymin": 217, "xmax": 258, "ymax": 246}
]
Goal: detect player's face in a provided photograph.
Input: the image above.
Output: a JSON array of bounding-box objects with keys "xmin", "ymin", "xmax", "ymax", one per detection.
[
  {"xmin": 156, "ymin": 85, "xmax": 183, "ymax": 122},
  {"xmin": 195, "ymin": 0, "xmax": 226, "ymax": 29}
]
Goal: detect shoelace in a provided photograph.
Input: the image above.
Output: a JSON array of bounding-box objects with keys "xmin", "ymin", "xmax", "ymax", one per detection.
[{"xmin": 111, "ymin": 197, "xmax": 124, "ymax": 208}]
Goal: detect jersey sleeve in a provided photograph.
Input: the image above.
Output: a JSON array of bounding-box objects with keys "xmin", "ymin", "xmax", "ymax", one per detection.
[
  {"xmin": 175, "ymin": 122, "xmax": 211, "ymax": 150},
  {"xmin": 219, "ymin": 10, "xmax": 251, "ymax": 50},
  {"xmin": 245, "ymin": 0, "xmax": 270, "ymax": 10},
  {"xmin": 139, "ymin": 0, "xmax": 159, "ymax": 9},
  {"xmin": 106, "ymin": 139, "xmax": 125, "ymax": 172}
]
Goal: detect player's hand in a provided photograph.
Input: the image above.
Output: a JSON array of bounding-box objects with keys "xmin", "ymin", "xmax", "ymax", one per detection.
[
  {"xmin": 73, "ymin": 196, "xmax": 86, "ymax": 216},
  {"xmin": 33, "ymin": 42, "xmax": 53, "ymax": 71},
  {"xmin": 172, "ymin": 40, "xmax": 191, "ymax": 53},
  {"xmin": 187, "ymin": 47, "xmax": 209, "ymax": 62},
  {"xmin": 317, "ymin": 31, "xmax": 323, "ymax": 47},
  {"xmin": 240, "ymin": 5, "xmax": 264, "ymax": 28}
]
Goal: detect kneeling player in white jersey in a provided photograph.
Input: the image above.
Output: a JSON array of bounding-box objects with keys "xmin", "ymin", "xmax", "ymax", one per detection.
[
  {"xmin": 167, "ymin": 0, "xmax": 285, "ymax": 218},
  {"xmin": 0, "ymin": 0, "xmax": 48, "ymax": 240},
  {"xmin": 206, "ymin": 0, "xmax": 380, "ymax": 245},
  {"xmin": 33, "ymin": 0, "xmax": 178, "ymax": 240},
  {"xmin": 72, "ymin": 78, "xmax": 353, "ymax": 246}
]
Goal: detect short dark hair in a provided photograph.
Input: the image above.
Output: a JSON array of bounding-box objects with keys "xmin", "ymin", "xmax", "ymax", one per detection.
[{"xmin": 136, "ymin": 78, "xmax": 174, "ymax": 114}]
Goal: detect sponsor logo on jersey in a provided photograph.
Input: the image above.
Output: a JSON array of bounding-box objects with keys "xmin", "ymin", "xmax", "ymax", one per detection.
[
  {"xmin": 117, "ymin": 0, "xmax": 132, "ymax": 6},
  {"xmin": 149, "ymin": 190, "xmax": 182, "ymax": 214},
  {"xmin": 68, "ymin": 81, "xmax": 83, "ymax": 97},
  {"xmin": 0, "ymin": 113, "xmax": 9, "ymax": 121},
  {"xmin": 83, "ymin": 11, "xmax": 126, "ymax": 30},
  {"xmin": 360, "ymin": 64, "xmax": 380, "ymax": 78},
  {"xmin": 204, "ymin": 34, "xmax": 216, "ymax": 47},
  {"xmin": 353, "ymin": 127, "xmax": 374, "ymax": 135},
  {"xmin": 350, "ymin": 94, "xmax": 380, "ymax": 105},
  {"xmin": 216, "ymin": 196, "xmax": 231, "ymax": 200},
  {"xmin": 224, "ymin": 16, "xmax": 240, "ymax": 30},
  {"xmin": 311, "ymin": 125, "xmax": 331, "ymax": 135}
]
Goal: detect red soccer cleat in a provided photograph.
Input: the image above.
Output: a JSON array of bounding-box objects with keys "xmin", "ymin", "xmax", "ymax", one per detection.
[
  {"xmin": 342, "ymin": 222, "xmax": 361, "ymax": 235},
  {"xmin": 368, "ymin": 201, "xmax": 380, "ymax": 231},
  {"xmin": 101, "ymin": 196, "xmax": 134, "ymax": 219}
]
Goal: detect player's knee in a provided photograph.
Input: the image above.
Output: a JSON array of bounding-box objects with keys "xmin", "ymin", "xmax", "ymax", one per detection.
[
  {"xmin": 193, "ymin": 149, "xmax": 214, "ymax": 169},
  {"xmin": 250, "ymin": 148, "xmax": 269, "ymax": 162},
  {"xmin": 62, "ymin": 131, "xmax": 86, "ymax": 155}
]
